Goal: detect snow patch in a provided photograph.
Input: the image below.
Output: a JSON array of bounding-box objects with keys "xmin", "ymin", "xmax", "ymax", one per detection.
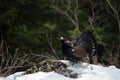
[{"xmin": 0, "ymin": 60, "xmax": 120, "ymax": 80}]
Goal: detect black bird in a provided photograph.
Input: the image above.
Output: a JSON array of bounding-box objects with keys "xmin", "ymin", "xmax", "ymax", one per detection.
[
  {"xmin": 73, "ymin": 31, "xmax": 97, "ymax": 64},
  {"xmin": 60, "ymin": 37, "xmax": 80, "ymax": 62},
  {"xmin": 60, "ymin": 31, "xmax": 97, "ymax": 64}
]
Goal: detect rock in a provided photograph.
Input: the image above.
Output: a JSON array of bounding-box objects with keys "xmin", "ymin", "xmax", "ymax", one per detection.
[{"xmin": 25, "ymin": 59, "xmax": 78, "ymax": 78}]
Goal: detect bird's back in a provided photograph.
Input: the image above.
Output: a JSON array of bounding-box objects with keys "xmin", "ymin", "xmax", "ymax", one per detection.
[
  {"xmin": 76, "ymin": 31, "xmax": 97, "ymax": 55},
  {"xmin": 73, "ymin": 46, "xmax": 89, "ymax": 62}
]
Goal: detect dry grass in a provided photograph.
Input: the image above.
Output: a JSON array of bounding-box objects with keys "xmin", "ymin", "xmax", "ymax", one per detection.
[
  {"xmin": 0, "ymin": 40, "xmax": 59, "ymax": 77},
  {"xmin": 0, "ymin": 40, "xmax": 31, "ymax": 76}
]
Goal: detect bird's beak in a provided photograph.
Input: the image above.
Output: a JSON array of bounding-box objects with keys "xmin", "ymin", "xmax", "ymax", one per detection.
[
  {"xmin": 60, "ymin": 37, "xmax": 64, "ymax": 40},
  {"xmin": 72, "ymin": 49, "xmax": 74, "ymax": 51}
]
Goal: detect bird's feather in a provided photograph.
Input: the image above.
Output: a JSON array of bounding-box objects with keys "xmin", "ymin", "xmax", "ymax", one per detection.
[{"xmin": 60, "ymin": 31, "xmax": 97, "ymax": 64}]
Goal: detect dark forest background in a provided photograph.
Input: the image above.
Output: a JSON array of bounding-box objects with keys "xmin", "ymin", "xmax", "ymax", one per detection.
[{"xmin": 0, "ymin": 0, "xmax": 120, "ymax": 76}]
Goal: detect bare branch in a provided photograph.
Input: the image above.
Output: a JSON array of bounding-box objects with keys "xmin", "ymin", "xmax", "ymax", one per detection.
[
  {"xmin": 106, "ymin": 0, "xmax": 118, "ymax": 14},
  {"xmin": 45, "ymin": 33, "xmax": 58, "ymax": 59},
  {"xmin": 88, "ymin": 0, "xmax": 95, "ymax": 26},
  {"xmin": 50, "ymin": 5, "xmax": 77, "ymax": 29},
  {"xmin": 0, "ymin": 41, "xmax": 34, "ymax": 76},
  {"xmin": 50, "ymin": 0, "xmax": 80, "ymax": 31},
  {"xmin": 106, "ymin": 0, "xmax": 120, "ymax": 35}
]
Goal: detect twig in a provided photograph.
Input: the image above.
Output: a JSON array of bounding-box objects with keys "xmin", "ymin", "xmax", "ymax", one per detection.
[
  {"xmin": 50, "ymin": 0, "xmax": 80, "ymax": 31},
  {"xmin": 106, "ymin": 0, "xmax": 120, "ymax": 34},
  {"xmin": 45, "ymin": 33, "xmax": 58, "ymax": 59}
]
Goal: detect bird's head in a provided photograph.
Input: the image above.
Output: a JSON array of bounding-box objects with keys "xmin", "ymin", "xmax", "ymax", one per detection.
[
  {"xmin": 60, "ymin": 37, "xmax": 73, "ymax": 56},
  {"xmin": 60, "ymin": 37, "xmax": 68, "ymax": 41},
  {"xmin": 60, "ymin": 36, "xmax": 73, "ymax": 47}
]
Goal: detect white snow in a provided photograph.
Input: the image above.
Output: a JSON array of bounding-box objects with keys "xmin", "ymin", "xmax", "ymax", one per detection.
[{"xmin": 1, "ymin": 60, "xmax": 120, "ymax": 80}]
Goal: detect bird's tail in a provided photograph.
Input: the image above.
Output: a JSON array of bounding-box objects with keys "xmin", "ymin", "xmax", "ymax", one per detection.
[
  {"xmin": 76, "ymin": 31, "xmax": 97, "ymax": 55},
  {"xmin": 87, "ymin": 31, "xmax": 97, "ymax": 55}
]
